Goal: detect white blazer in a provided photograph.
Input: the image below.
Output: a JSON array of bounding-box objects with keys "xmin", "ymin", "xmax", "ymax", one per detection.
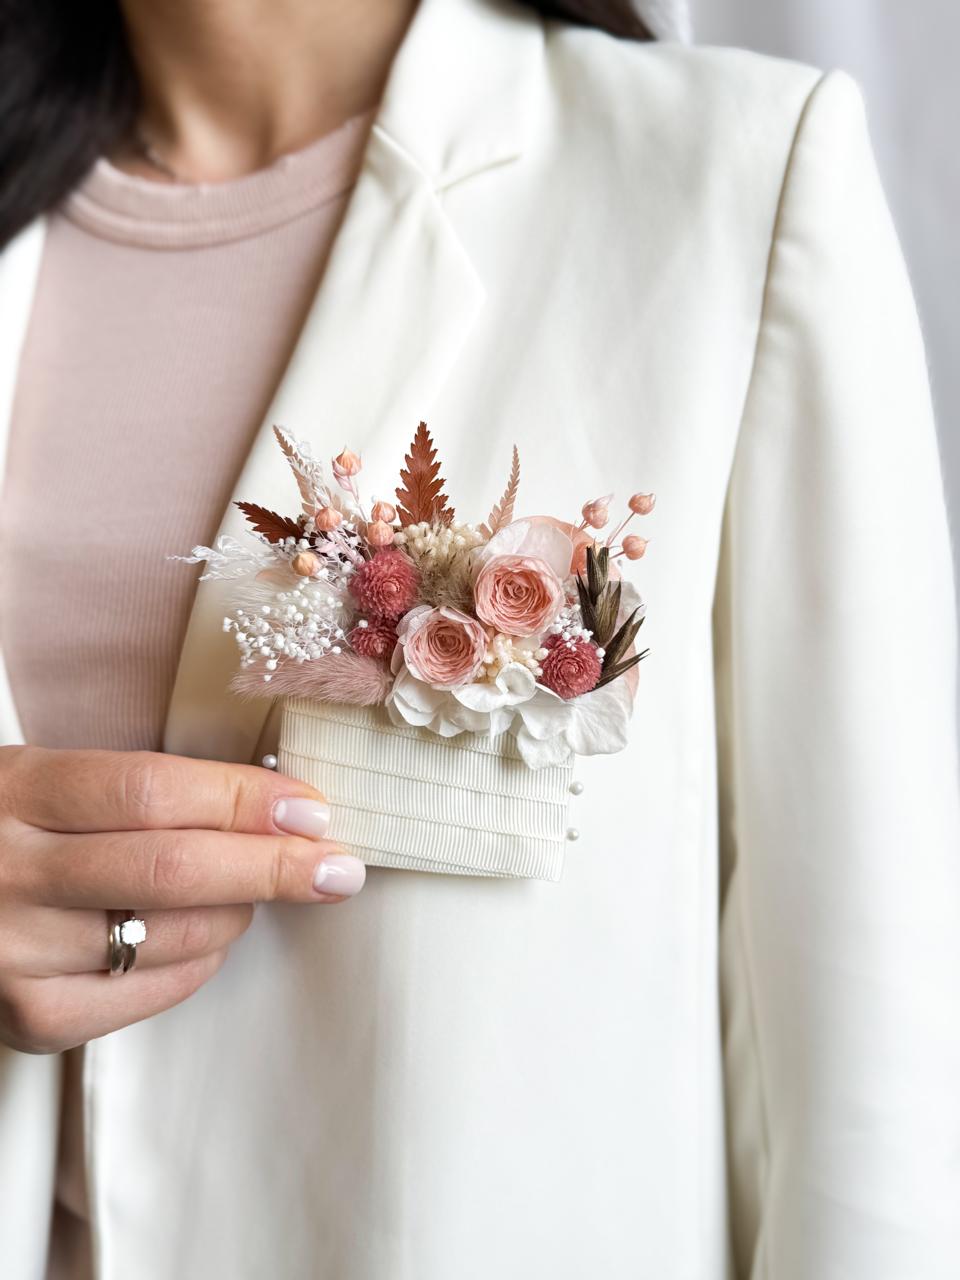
[{"xmin": 1, "ymin": 0, "xmax": 958, "ymax": 1275}]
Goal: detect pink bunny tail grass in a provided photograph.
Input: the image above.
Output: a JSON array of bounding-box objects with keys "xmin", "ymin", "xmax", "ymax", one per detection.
[{"xmin": 230, "ymin": 652, "xmax": 394, "ymax": 705}]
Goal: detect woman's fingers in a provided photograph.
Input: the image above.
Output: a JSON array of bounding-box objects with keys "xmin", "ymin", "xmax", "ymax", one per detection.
[
  {"xmin": 0, "ymin": 744, "xmax": 325, "ymax": 836},
  {"xmin": 2, "ymin": 950, "xmax": 230, "ymax": 1055},
  {"xmin": 13, "ymin": 827, "xmax": 365, "ymax": 909},
  {"xmin": 6, "ymin": 903, "xmax": 255, "ymax": 977}
]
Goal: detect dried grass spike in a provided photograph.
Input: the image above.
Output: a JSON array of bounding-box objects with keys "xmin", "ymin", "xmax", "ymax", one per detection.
[{"xmin": 231, "ymin": 652, "xmax": 393, "ymax": 705}]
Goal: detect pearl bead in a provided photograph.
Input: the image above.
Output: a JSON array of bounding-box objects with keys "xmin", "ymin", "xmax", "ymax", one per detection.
[
  {"xmin": 566, "ymin": 827, "xmax": 580, "ymax": 842},
  {"xmin": 568, "ymin": 780, "xmax": 584, "ymax": 796},
  {"xmin": 261, "ymin": 754, "xmax": 278, "ymax": 770}
]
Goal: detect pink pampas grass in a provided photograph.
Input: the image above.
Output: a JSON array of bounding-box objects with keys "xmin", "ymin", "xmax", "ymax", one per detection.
[{"xmin": 231, "ymin": 652, "xmax": 393, "ymax": 705}]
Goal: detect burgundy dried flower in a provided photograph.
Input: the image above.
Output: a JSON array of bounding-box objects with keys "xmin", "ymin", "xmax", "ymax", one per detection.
[
  {"xmin": 348, "ymin": 548, "xmax": 419, "ymax": 621},
  {"xmin": 348, "ymin": 618, "xmax": 398, "ymax": 660},
  {"xmin": 539, "ymin": 634, "xmax": 602, "ymax": 700}
]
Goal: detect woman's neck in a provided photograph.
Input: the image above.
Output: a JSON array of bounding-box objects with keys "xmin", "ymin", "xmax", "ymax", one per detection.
[{"xmin": 112, "ymin": 0, "xmax": 419, "ymax": 182}]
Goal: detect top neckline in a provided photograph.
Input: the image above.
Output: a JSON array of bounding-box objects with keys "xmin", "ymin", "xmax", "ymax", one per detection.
[{"xmin": 59, "ymin": 105, "xmax": 380, "ymax": 250}]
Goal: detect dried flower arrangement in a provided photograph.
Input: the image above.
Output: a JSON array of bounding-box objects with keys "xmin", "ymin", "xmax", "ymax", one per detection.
[{"xmin": 178, "ymin": 422, "xmax": 654, "ymax": 770}]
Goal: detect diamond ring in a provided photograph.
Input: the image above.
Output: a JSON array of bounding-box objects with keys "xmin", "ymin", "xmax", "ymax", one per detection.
[{"xmin": 108, "ymin": 911, "xmax": 147, "ymax": 977}]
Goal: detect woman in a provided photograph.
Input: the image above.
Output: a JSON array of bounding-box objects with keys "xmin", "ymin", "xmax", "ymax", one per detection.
[{"xmin": 1, "ymin": 0, "xmax": 957, "ymax": 1276}]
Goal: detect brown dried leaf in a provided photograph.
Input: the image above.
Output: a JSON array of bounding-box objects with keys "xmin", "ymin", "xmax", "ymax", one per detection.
[
  {"xmin": 479, "ymin": 445, "xmax": 520, "ymax": 539},
  {"xmin": 395, "ymin": 421, "xmax": 455, "ymax": 527},
  {"xmin": 235, "ymin": 501, "xmax": 302, "ymax": 543},
  {"xmin": 594, "ymin": 648, "xmax": 649, "ymax": 689}
]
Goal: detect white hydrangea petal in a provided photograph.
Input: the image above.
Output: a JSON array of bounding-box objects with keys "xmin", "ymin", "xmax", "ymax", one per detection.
[
  {"xmin": 514, "ymin": 686, "xmax": 573, "ymax": 740},
  {"xmin": 563, "ymin": 677, "xmax": 634, "ymax": 756},
  {"xmin": 451, "ymin": 664, "xmax": 536, "ymax": 713},
  {"xmin": 513, "ymin": 723, "xmax": 574, "ymax": 769},
  {"xmin": 495, "ymin": 663, "xmax": 537, "ymax": 701}
]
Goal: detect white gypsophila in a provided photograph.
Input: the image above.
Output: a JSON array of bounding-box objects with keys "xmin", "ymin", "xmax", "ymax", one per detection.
[
  {"xmin": 224, "ymin": 580, "xmax": 352, "ymax": 682},
  {"xmin": 543, "ymin": 601, "xmax": 597, "ymax": 653}
]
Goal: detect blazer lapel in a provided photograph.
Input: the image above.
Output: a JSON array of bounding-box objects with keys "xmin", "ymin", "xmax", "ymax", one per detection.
[{"xmin": 163, "ymin": 0, "xmax": 543, "ymax": 762}]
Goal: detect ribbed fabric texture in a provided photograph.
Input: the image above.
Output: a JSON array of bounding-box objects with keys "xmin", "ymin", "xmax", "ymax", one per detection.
[
  {"xmin": 0, "ymin": 105, "xmax": 377, "ymax": 752},
  {"xmin": 279, "ymin": 699, "xmax": 575, "ymax": 881}
]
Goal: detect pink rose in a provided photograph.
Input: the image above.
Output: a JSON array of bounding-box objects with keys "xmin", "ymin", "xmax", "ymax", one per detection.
[
  {"xmin": 397, "ymin": 605, "xmax": 487, "ymax": 690},
  {"xmin": 474, "ymin": 554, "xmax": 564, "ymax": 637}
]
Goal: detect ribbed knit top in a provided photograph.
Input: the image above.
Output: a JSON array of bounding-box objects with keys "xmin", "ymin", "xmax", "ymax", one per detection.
[{"xmin": 0, "ymin": 105, "xmax": 377, "ymax": 753}]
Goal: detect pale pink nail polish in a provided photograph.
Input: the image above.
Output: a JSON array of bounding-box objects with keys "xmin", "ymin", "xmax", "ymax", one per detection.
[
  {"xmin": 313, "ymin": 854, "xmax": 366, "ymax": 897},
  {"xmin": 272, "ymin": 797, "xmax": 330, "ymax": 839}
]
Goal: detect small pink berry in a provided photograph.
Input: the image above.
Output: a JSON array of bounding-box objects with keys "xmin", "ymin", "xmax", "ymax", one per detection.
[
  {"xmin": 315, "ymin": 505, "xmax": 343, "ymax": 532},
  {"xmin": 366, "ymin": 520, "xmax": 395, "ymax": 548},
  {"xmin": 628, "ymin": 492, "xmax": 656, "ymax": 515},
  {"xmin": 333, "ymin": 448, "xmax": 362, "ymax": 477},
  {"xmin": 371, "ymin": 500, "xmax": 397, "ymax": 524},
  {"xmin": 291, "ymin": 551, "xmax": 321, "ymax": 578},
  {"xmin": 581, "ymin": 495, "xmax": 611, "ymax": 529},
  {"xmin": 622, "ymin": 535, "xmax": 648, "ymax": 560}
]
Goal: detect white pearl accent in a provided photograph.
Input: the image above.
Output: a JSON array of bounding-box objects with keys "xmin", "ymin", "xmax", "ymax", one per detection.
[
  {"xmin": 261, "ymin": 754, "xmax": 278, "ymax": 770},
  {"xmin": 566, "ymin": 827, "xmax": 580, "ymax": 842},
  {"xmin": 568, "ymin": 780, "xmax": 584, "ymax": 796}
]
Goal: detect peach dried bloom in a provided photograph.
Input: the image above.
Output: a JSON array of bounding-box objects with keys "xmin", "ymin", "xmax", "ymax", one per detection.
[
  {"xmin": 398, "ymin": 605, "xmax": 487, "ymax": 690},
  {"xmin": 348, "ymin": 548, "xmax": 420, "ymax": 621},
  {"xmin": 315, "ymin": 506, "xmax": 343, "ymax": 531},
  {"xmin": 622, "ymin": 535, "xmax": 648, "ymax": 560},
  {"xmin": 474, "ymin": 554, "xmax": 564, "ymax": 638},
  {"xmin": 333, "ymin": 448, "xmax": 362, "ymax": 478},
  {"xmin": 628, "ymin": 492, "xmax": 656, "ymax": 515}
]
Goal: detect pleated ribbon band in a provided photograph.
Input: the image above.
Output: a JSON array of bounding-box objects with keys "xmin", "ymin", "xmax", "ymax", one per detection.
[{"xmin": 278, "ymin": 697, "xmax": 574, "ymax": 881}]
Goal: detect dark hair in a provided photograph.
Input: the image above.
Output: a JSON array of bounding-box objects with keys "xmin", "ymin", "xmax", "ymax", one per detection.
[{"xmin": 0, "ymin": 0, "xmax": 653, "ymax": 251}]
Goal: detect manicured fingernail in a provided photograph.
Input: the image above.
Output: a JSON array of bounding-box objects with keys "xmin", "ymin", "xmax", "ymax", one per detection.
[
  {"xmin": 313, "ymin": 854, "xmax": 366, "ymax": 897},
  {"xmin": 272, "ymin": 797, "xmax": 330, "ymax": 839}
]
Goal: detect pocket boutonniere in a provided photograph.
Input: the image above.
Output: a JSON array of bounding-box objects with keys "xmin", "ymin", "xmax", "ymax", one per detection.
[{"xmin": 176, "ymin": 423, "xmax": 655, "ymax": 880}]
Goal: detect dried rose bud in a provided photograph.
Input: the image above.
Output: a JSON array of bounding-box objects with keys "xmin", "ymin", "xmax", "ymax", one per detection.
[
  {"xmin": 371, "ymin": 499, "xmax": 397, "ymax": 524},
  {"xmin": 622, "ymin": 534, "xmax": 648, "ymax": 560},
  {"xmin": 291, "ymin": 550, "xmax": 321, "ymax": 578},
  {"xmin": 332, "ymin": 448, "xmax": 362, "ymax": 477},
  {"xmin": 315, "ymin": 505, "xmax": 343, "ymax": 531},
  {"xmin": 628, "ymin": 492, "xmax": 656, "ymax": 516},
  {"xmin": 581, "ymin": 496, "xmax": 611, "ymax": 529},
  {"xmin": 365, "ymin": 520, "xmax": 395, "ymax": 548}
]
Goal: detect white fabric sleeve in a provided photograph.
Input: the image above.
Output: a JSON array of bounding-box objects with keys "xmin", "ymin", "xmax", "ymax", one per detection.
[{"xmin": 713, "ymin": 67, "xmax": 960, "ymax": 1279}]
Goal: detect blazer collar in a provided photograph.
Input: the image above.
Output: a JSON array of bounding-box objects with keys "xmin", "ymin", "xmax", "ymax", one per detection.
[{"xmin": 162, "ymin": 0, "xmax": 545, "ymax": 762}]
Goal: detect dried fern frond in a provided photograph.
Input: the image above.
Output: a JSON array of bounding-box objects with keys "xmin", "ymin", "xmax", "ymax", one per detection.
[
  {"xmin": 274, "ymin": 425, "xmax": 325, "ymax": 517},
  {"xmin": 235, "ymin": 502, "xmax": 302, "ymax": 543},
  {"xmin": 395, "ymin": 421, "xmax": 455, "ymax": 527},
  {"xmin": 479, "ymin": 444, "xmax": 520, "ymax": 539}
]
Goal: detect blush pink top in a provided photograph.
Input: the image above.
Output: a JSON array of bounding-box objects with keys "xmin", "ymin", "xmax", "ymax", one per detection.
[{"xmin": 0, "ymin": 104, "xmax": 378, "ymax": 1279}]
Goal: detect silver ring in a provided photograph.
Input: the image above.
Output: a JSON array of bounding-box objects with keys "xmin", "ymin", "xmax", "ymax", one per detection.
[{"xmin": 108, "ymin": 911, "xmax": 147, "ymax": 977}]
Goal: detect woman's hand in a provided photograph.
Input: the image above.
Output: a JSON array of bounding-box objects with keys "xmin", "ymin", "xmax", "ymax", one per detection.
[{"xmin": 0, "ymin": 745, "xmax": 365, "ymax": 1054}]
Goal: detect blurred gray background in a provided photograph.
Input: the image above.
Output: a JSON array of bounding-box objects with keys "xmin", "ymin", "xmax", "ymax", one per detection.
[{"xmin": 685, "ymin": 0, "xmax": 960, "ymax": 722}]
